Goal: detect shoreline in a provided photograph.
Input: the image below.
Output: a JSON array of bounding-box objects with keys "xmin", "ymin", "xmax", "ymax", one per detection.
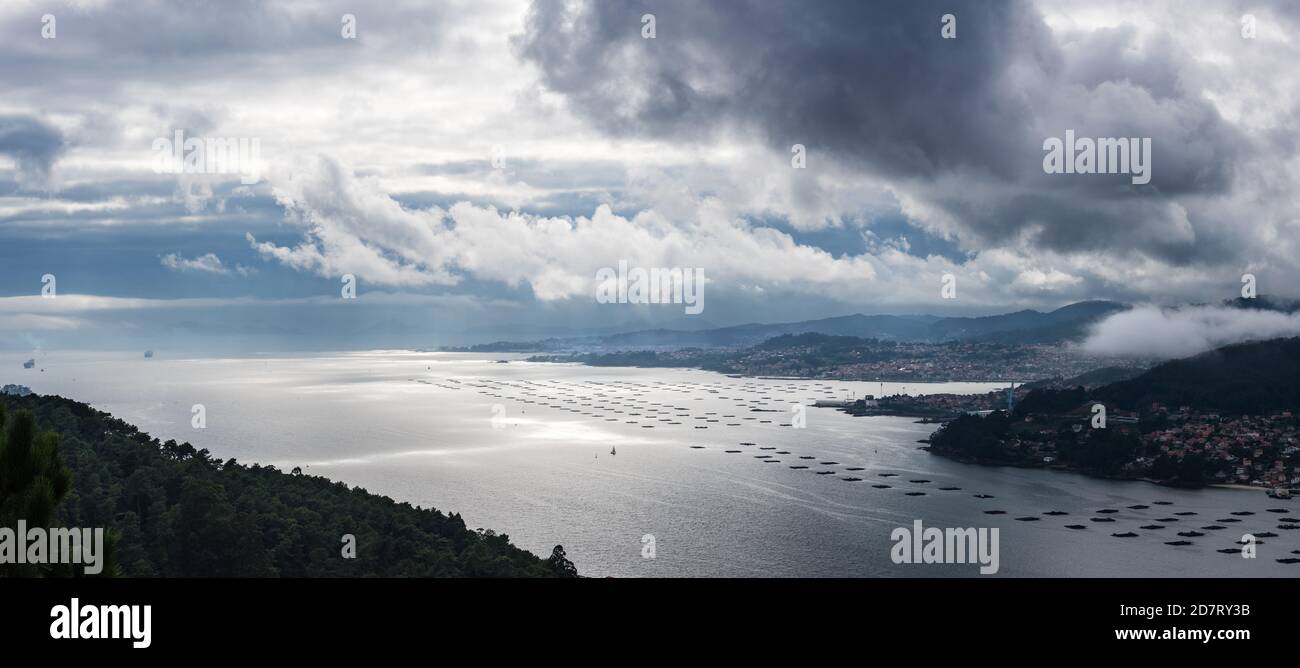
[
  {"xmin": 925, "ymin": 447, "xmax": 1284, "ymax": 494},
  {"xmin": 525, "ymin": 356, "xmax": 1026, "ymax": 385}
]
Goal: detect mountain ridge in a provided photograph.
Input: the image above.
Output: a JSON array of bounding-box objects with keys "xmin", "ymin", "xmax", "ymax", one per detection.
[{"xmin": 447, "ymin": 300, "xmax": 1131, "ymax": 351}]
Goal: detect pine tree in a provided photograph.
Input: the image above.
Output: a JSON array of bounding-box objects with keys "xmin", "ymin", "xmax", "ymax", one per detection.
[
  {"xmin": 545, "ymin": 544, "xmax": 578, "ymax": 578},
  {"xmin": 0, "ymin": 407, "xmax": 73, "ymax": 576}
]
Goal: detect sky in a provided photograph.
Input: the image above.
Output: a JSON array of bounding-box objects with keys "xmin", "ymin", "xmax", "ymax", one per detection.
[{"xmin": 1, "ymin": 0, "xmax": 1299, "ymax": 352}]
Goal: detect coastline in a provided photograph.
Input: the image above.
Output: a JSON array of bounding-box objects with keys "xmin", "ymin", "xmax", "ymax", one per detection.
[{"xmin": 924, "ymin": 446, "xmax": 1284, "ymax": 494}]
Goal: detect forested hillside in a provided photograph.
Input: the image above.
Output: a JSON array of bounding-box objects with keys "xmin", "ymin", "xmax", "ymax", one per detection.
[
  {"xmin": 1091, "ymin": 337, "xmax": 1300, "ymax": 414},
  {"xmin": 0, "ymin": 393, "xmax": 575, "ymax": 578}
]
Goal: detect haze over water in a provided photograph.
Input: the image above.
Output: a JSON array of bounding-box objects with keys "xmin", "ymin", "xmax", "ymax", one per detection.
[{"xmin": 8, "ymin": 351, "xmax": 1297, "ymax": 577}]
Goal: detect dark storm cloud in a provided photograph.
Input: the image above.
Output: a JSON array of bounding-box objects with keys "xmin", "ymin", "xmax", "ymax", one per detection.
[
  {"xmin": 513, "ymin": 0, "xmax": 1251, "ymax": 263},
  {"xmin": 514, "ymin": 0, "xmax": 1049, "ymax": 180},
  {"xmin": 0, "ymin": 115, "xmax": 66, "ymax": 185}
]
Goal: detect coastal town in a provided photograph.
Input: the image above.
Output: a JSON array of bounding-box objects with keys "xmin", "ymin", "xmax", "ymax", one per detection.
[
  {"xmin": 1140, "ymin": 407, "xmax": 1300, "ymax": 489},
  {"xmin": 717, "ymin": 341, "xmax": 1132, "ymax": 382},
  {"xmin": 838, "ymin": 390, "xmax": 1300, "ymax": 494},
  {"xmin": 536, "ymin": 339, "xmax": 1148, "ymax": 384}
]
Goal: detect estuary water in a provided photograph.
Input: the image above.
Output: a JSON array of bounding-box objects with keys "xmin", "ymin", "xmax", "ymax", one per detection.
[{"xmin": 6, "ymin": 350, "xmax": 1297, "ymax": 577}]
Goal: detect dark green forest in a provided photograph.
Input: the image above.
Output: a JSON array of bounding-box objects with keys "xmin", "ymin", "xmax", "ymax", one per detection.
[
  {"xmin": 928, "ymin": 337, "xmax": 1300, "ymax": 486},
  {"xmin": 0, "ymin": 393, "xmax": 576, "ymax": 578},
  {"xmin": 990, "ymin": 337, "xmax": 1300, "ymax": 418},
  {"xmin": 1091, "ymin": 337, "xmax": 1300, "ymax": 414}
]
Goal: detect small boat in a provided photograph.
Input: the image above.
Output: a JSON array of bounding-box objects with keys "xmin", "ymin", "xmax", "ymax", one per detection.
[
  {"xmin": 1111, "ymin": 532, "xmax": 1139, "ymax": 538},
  {"xmin": 1267, "ymin": 488, "xmax": 1292, "ymax": 500},
  {"xmin": 610, "ymin": 446, "xmax": 616, "ymax": 455},
  {"xmin": 1165, "ymin": 540, "xmax": 1193, "ymax": 546}
]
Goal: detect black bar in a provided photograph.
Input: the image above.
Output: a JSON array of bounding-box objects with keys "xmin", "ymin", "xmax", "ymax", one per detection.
[{"xmin": 4, "ymin": 577, "xmax": 1290, "ymax": 655}]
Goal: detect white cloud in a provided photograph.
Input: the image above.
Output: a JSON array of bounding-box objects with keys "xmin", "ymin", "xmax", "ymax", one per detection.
[
  {"xmin": 1081, "ymin": 304, "xmax": 1300, "ymax": 358},
  {"xmin": 161, "ymin": 252, "xmax": 229, "ymax": 274},
  {"xmin": 4, "ymin": 0, "xmax": 1300, "ymax": 330},
  {"xmin": 250, "ymin": 155, "xmax": 892, "ymax": 302}
]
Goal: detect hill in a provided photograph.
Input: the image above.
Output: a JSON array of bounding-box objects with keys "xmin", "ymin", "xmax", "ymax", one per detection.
[
  {"xmin": 928, "ymin": 337, "xmax": 1300, "ymax": 487},
  {"xmin": 1091, "ymin": 337, "xmax": 1300, "ymax": 415},
  {"xmin": 0, "ymin": 393, "xmax": 575, "ymax": 578},
  {"xmin": 601, "ymin": 301, "xmax": 1128, "ymax": 347},
  {"xmin": 464, "ymin": 301, "xmax": 1130, "ymax": 352}
]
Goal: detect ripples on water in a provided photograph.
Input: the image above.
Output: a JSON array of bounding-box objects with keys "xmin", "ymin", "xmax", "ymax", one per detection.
[{"xmin": 10, "ymin": 351, "xmax": 1298, "ymax": 577}]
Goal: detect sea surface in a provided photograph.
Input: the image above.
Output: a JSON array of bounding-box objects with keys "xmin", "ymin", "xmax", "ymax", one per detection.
[{"xmin": 6, "ymin": 350, "xmax": 1298, "ymax": 577}]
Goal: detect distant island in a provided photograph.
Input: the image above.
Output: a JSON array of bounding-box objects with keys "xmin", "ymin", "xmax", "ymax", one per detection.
[
  {"xmin": 0, "ymin": 393, "xmax": 577, "ymax": 578},
  {"xmin": 926, "ymin": 337, "xmax": 1300, "ymax": 491}
]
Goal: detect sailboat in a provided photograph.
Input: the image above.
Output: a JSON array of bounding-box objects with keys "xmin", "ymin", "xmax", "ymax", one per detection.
[{"xmin": 610, "ymin": 446, "xmax": 617, "ymax": 456}]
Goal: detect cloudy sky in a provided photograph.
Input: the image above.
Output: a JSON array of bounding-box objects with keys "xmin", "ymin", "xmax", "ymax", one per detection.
[{"xmin": 1, "ymin": 0, "xmax": 1298, "ymax": 351}]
